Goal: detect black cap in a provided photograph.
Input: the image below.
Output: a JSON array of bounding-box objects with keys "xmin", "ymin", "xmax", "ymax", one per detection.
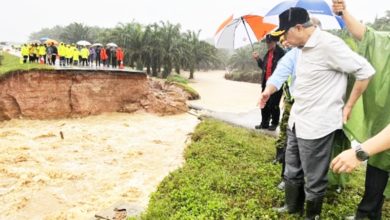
[
  {"xmin": 265, "ymin": 34, "xmax": 279, "ymax": 42},
  {"xmin": 275, "ymin": 7, "xmax": 310, "ymax": 35}
]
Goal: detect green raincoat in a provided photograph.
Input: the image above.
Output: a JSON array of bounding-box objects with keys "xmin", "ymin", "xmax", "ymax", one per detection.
[{"xmin": 344, "ymin": 27, "xmax": 390, "ymax": 196}]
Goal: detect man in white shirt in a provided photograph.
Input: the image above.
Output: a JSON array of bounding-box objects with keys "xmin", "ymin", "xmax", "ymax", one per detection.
[{"xmin": 258, "ymin": 7, "xmax": 375, "ymax": 219}]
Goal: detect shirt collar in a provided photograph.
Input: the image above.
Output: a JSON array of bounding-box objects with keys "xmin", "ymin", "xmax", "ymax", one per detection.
[{"xmin": 304, "ymin": 27, "xmax": 321, "ymax": 48}]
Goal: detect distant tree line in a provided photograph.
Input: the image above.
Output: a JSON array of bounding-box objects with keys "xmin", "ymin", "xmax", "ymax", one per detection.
[
  {"xmin": 27, "ymin": 11, "xmax": 390, "ymax": 79},
  {"xmin": 29, "ymin": 21, "xmax": 225, "ymax": 79}
]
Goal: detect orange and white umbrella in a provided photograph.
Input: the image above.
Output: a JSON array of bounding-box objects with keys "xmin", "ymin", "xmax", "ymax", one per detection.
[{"xmin": 214, "ymin": 15, "xmax": 277, "ymax": 50}]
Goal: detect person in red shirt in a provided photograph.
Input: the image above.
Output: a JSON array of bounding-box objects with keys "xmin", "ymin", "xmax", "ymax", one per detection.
[
  {"xmin": 100, "ymin": 47, "xmax": 108, "ymax": 67},
  {"xmin": 253, "ymin": 34, "xmax": 285, "ymax": 130},
  {"xmin": 116, "ymin": 47, "xmax": 124, "ymax": 68}
]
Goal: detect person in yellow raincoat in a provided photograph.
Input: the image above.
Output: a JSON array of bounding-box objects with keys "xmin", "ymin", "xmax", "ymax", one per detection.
[
  {"xmin": 80, "ymin": 46, "xmax": 89, "ymax": 67},
  {"xmin": 72, "ymin": 47, "xmax": 80, "ymax": 66},
  {"xmin": 58, "ymin": 42, "xmax": 67, "ymax": 66},
  {"xmin": 38, "ymin": 44, "xmax": 46, "ymax": 64},
  {"xmin": 21, "ymin": 44, "xmax": 29, "ymax": 63},
  {"xmin": 65, "ymin": 44, "xmax": 73, "ymax": 66}
]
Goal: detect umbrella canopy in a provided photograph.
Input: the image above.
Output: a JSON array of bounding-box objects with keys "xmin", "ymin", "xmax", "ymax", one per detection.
[
  {"xmin": 264, "ymin": 0, "xmax": 344, "ymax": 30},
  {"xmin": 215, "ymin": 15, "xmax": 277, "ymax": 50},
  {"xmin": 39, "ymin": 37, "xmax": 49, "ymax": 43},
  {"xmin": 44, "ymin": 39, "xmax": 58, "ymax": 45},
  {"xmin": 77, "ymin": 40, "xmax": 91, "ymax": 46},
  {"xmin": 91, "ymin": 43, "xmax": 103, "ymax": 47},
  {"xmin": 106, "ymin": 42, "xmax": 118, "ymax": 47}
]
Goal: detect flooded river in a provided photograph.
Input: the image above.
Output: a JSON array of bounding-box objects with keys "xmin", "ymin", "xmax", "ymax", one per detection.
[{"xmin": 0, "ymin": 112, "xmax": 199, "ymax": 219}]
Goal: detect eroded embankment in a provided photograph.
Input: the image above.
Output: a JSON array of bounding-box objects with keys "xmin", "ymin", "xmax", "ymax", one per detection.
[{"xmin": 0, "ymin": 69, "xmax": 189, "ymax": 120}]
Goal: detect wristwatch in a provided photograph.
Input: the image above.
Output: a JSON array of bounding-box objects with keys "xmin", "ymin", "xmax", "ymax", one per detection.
[{"xmin": 355, "ymin": 145, "xmax": 369, "ymax": 161}]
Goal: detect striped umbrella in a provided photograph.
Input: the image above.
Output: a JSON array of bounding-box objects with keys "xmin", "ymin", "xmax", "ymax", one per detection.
[{"xmin": 215, "ymin": 15, "xmax": 277, "ymax": 50}]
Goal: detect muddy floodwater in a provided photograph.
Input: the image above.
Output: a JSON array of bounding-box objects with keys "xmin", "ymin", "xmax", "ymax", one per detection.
[{"xmin": 0, "ymin": 112, "xmax": 199, "ymax": 219}]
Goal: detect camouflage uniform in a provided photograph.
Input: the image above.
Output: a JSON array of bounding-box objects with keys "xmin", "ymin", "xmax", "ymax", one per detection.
[{"xmin": 274, "ymin": 81, "xmax": 294, "ymax": 178}]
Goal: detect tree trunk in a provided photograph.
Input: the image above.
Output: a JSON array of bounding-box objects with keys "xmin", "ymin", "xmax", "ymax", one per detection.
[
  {"xmin": 189, "ymin": 67, "xmax": 195, "ymax": 79},
  {"xmin": 146, "ymin": 65, "xmax": 151, "ymax": 75},
  {"xmin": 175, "ymin": 64, "xmax": 180, "ymax": 74},
  {"xmin": 162, "ymin": 61, "xmax": 172, "ymax": 78},
  {"xmin": 152, "ymin": 64, "xmax": 158, "ymax": 77},
  {"xmin": 162, "ymin": 67, "xmax": 170, "ymax": 78}
]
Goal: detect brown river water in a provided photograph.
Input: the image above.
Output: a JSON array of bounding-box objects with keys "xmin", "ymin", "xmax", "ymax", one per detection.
[
  {"xmin": 0, "ymin": 70, "xmax": 260, "ymax": 219},
  {"xmin": 0, "ymin": 113, "xmax": 199, "ymax": 219}
]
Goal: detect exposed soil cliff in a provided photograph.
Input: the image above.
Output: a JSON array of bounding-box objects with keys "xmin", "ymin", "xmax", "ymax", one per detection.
[{"xmin": 0, "ymin": 69, "xmax": 189, "ymax": 120}]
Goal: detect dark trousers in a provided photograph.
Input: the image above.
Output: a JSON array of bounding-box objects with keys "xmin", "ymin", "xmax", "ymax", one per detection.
[
  {"xmin": 261, "ymin": 89, "xmax": 283, "ymax": 126},
  {"xmin": 51, "ymin": 55, "xmax": 56, "ymax": 65},
  {"xmin": 60, "ymin": 56, "xmax": 66, "ymax": 66},
  {"xmin": 81, "ymin": 58, "xmax": 88, "ymax": 66},
  {"xmin": 112, "ymin": 57, "xmax": 117, "ymax": 68},
  {"xmin": 356, "ymin": 164, "xmax": 389, "ymax": 220},
  {"xmin": 96, "ymin": 57, "xmax": 101, "ymax": 66},
  {"xmin": 285, "ymin": 126, "xmax": 335, "ymax": 200}
]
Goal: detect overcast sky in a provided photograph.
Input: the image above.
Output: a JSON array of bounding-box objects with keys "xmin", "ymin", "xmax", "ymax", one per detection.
[{"xmin": 0, "ymin": 0, "xmax": 388, "ymax": 43}]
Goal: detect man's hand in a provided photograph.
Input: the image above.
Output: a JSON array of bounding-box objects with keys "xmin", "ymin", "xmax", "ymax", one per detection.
[
  {"xmin": 330, "ymin": 148, "xmax": 362, "ymax": 173},
  {"xmin": 342, "ymin": 105, "xmax": 352, "ymax": 124},
  {"xmin": 258, "ymin": 90, "xmax": 271, "ymax": 109},
  {"xmin": 332, "ymin": 0, "xmax": 346, "ymax": 15},
  {"xmin": 252, "ymin": 52, "xmax": 259, "ymax": 60}
]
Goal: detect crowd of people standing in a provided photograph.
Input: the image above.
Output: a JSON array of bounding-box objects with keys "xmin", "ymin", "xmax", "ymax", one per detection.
[{"xmin": 20, "ymin": 42, "xmax": 124, "ymax": 68}]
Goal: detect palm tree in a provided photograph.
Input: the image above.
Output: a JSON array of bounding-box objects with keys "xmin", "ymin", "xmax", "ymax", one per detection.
[
  {"xmin": 181, "ymin": 31, "xmax": 218, "ymax": 79},
  {"xmin": 368, "ymin": 10, "xmax": 390, "ymax": 31},
  {"xmin": 110, "ymin": 22, "xmax": 145, "ymax": 69},
  {"xmin": 228, "ymin": 47, "xmax": 259, "ymax": 72},
  {"xmin": 60, "ymin": 22, "xmax": 92, "ymax": 43},
  {"xmin": 29, "ymin": 25, "xmax": 63, "ymax": 42},
  {"xmin": 145, "ymin": 23, "xmax": 163, "ymax": 77},
  {"xmin": 159, "ymin": 21, "xmax": 181, "ymax": 78}
]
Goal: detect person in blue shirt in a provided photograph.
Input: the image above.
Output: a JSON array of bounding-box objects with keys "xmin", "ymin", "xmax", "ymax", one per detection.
[{"xmin": 265, "ymin": 39, "xmax": 300, "ymax": 191}]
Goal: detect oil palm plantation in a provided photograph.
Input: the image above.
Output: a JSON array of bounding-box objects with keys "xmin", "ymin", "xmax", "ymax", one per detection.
[{"xmin": 60, "ymin": 22, "xmax": 93, "ymax": 43}]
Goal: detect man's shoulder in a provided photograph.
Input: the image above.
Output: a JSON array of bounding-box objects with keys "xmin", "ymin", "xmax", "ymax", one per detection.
[{"xmin": 319, "ymin": 30, "xmax": 344, "ymax": 43}]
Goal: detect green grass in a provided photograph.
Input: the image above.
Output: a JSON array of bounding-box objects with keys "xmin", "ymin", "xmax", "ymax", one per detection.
[
  {"xmin": 224, "ymin": 71, "xmax": 261, "ymax": 84},
  {"xmin": 138, "ymin": 119, "xmax": 389, "ymax": 220},
  {"xmin": 167, "ymin": 74, "xmax": 189, "ymax": 84},
  {"xmin": 171, "ymin": 82, "xmax": 200, "ymax": 100},
  {"xmin": 166, "ymin": 74, "xmax": 200, "ymax": 100},
  {"xmin": 0, "ymin": 52, "xmax": 53, "ymax": 75}
]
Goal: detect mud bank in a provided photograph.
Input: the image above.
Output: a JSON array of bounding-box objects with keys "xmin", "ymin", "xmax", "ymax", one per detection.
[{"xmin": 0, "ymin": 69, "xmax": 189, "ymax": 120}]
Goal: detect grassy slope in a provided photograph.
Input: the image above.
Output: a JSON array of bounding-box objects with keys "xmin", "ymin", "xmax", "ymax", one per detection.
[
  {"xmin": 166, "ymin": 74, "xmax": 200, "ymax": 100},
  {"xmin": 0, "ymin": 52, "xmax": 52, "ymax": 75},
  {"xmin": 140, "ymin": 119, "xmax": 389, "ymax": 220}
]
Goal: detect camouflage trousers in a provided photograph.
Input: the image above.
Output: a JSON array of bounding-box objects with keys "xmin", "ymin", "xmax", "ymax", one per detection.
[{"xmin": 274, "ymin": 99, "xmax": 293, "ymax": 163}]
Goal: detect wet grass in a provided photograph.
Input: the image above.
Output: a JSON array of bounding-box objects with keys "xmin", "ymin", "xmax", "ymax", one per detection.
[
  {"xmin": 166, "ymin": 74, "xmax": 200, "ymax": 100},
  {"xmin": 0, "ymin": 52, "xmax": 53, "ymax": 75},
  {"xmin": 137, "ymin": 119, "xmax": 389, "ymax": 220}
]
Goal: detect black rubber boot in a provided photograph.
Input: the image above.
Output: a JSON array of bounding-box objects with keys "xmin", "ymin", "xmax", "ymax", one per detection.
[
  {"xmin": 275, "ymin": 182, "xmax": 305, "ymax": 215},
  {"xmin": 305, "ymin": 197, "xmax": 324, "ymax": 220}
]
